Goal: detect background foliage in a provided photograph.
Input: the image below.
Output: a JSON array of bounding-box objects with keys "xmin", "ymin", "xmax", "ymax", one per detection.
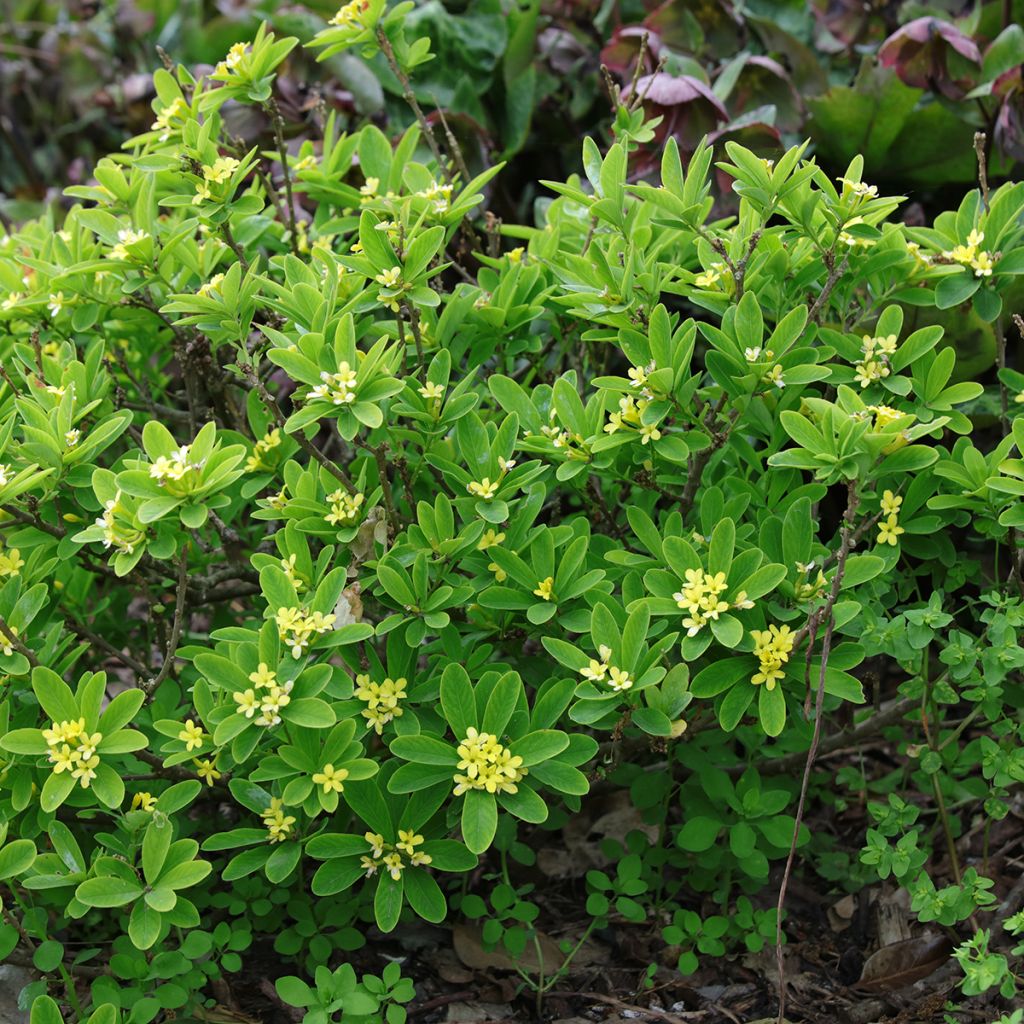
[{"xmin": 1, "ymin": 3, "xmax": 1024, "ymax": 1024}]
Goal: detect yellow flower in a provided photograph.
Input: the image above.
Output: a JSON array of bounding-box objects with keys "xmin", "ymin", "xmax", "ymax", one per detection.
[
  {"xmin": 477, "ymin": 528, "xmax": 504, "ymax": 552},
  {"xmin": 607, "ymin": 666, "xmax": 633, "ymax": 692},
  {"xmin": 971, "ymin": 251, "xmax": 994, "ymax": 277},
  {"xmin": 72, "ymin": 755, "xmax": 100, "ymax": 789},
  {"xmin": 640, "ymin": 423, "xmax": 661, "ymax": 445},
  {"xmin": 178, "ymin": 719, "xmax": 206, "ymax": 751},
  {"xmin": 418, "ymin": 381, "xmax": 444, "ymax": 401},
  {"xmin": 694, "ymin": 263, "xmax": 725, "ymax": 289},
  {"xmin": 50, "ymin": 744, "xmax": 79, "ymax": 775},
  {"xmin": 382, "ymin": 853, "xmax": 404, "ymax": 880},
  {"xmin": 360, "ymin": 855, "xmax": 379, "ymax": 877},
  {"xmin": 533, "ymin": 576, "xmax": 554, "ymax": 601},
  {"xmin": 0, "ymin": 547, "xmax": 24, "ymax": 578},
  {"xmin": 233, "ymin": 689, "xmax": 260, "ymax": 718},
  {"xmin": 507, "ymin": 246, "xmax": 525, "ymax": 263},
  {"xmin": 249, "ymin": 663, "xmax": 277, "ymax": 689},
  {"xmin": 375, "ymin": 267, "xmax": 401, "ymax": 288},
  {"xmin": 198, "ymin": 273, "xmax": 226, "ymax": 300},
  {"xmin": 580, "ymin": 658, "xmax": 608, "ymax": 682},
  {"xmin": 194, "ymin": 758, "xmax": 221, "ymax": 786},
  {"xmin": 880, "ymin": 490, "xmax": 902, "ymax": 516},
  {"xmin": 877, "ymin": 514, "xmax": 905, "ymax": 546},
  {"xmin": 131, "ymin": 792, "xmax": 157, "ymax": 812},
  {"xmin": 312, "ymin": 763, "xmax": 349, "ymax": 794},
  {"xmin": 365, "ymin": 831, "xmax": 387, "ymax": 858},
  {"xmin": 396, "ymin": 830, "xmax": 425, "ymax": 856},
  {"xmin": 467, "ymin": 478, "xmax": 498, "ymax": 500}
]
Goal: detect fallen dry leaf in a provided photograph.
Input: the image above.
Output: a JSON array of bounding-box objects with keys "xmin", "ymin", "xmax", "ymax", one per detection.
[
  {"xmin": 453, "ymin": 922, "xmax": 602, "ymax": 976},
  {"xmin": 856, "ymin": 934, "xmax": 954, "ymax": 993}
]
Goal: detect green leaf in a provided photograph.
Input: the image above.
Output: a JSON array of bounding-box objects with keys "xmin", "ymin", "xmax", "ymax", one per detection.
[
  {"xmin": 374, "ymin": 871, "xmax": 404, "ymax": 933},
  {"xmin": 75, "ymin": 876, "xmax": 143, "ymax": 908},
  {"xmin": 461, "ymin": 789, "xmax": 497, "ymax": 854},
  {"xmin": 758, "ymin": 685, "xmax": 786, "ymax": 737},
  {"xmin": 0, "ymin": 840, "xmax": 36, "ymax": 880},
  {"xmin": 509, "ymin": 730, "xmax": 568, "ymax": 765},
  {"xmin": 677, "ymin": 816, "xmax": 721, "ymax": 852},
  {"xmin": 690, "ymin": 659, "xmax": 750, "ymax": 698},
  {"xmin": 440, "ymin": 663, "xmax": 477, "ymax": 737},
  {"xmin": 934, "ymin": 273, "xmax": 980, "ymax": 310},
  {"xmin": 403, "ymin": 868, "xmax": 447, "ymax": 923}
]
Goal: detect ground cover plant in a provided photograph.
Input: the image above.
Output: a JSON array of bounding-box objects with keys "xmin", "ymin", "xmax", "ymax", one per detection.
[{"xmin": 1, "ymin": 3, "xmax": 1024, "ymax": 1024}]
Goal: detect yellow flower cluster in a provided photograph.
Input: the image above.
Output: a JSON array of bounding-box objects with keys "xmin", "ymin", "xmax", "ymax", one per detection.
[
  {"xmin": 106, "ymin": 228, "xmax": 148, "ymax": 262},
  {"xmin": 673, "ymin": 568, "xmax": 753, "ymax": 637},
  {"xmin": 329, "ymin": 0, "xmax": 371, "ymax": 28},
  {"xmin": 245, "ymin": 428, "xmax": 282, "ymax": 472},
  {"xmin": 43, "ymin": 718, "xmax": 102, "ymax": 789},
  {"xmin": 360, "ymin": 829, "xmax": 431, "ymax": 879},
  {"xmin": 750, "ymin": 624, "xmax": 796, "ymax": 690},
  {"xmin": 309, "ymin": 362, "xmax": 358, "ymax": 405},
  {"xmin": 232, "ymin": 662, "xmax": 294, "ymax": 727},
  {"xmin": 354, "ymin": 674, "xmax": 407, "ymax": 734},
  {"xmin": 452, "ymin": 727, "xmax": 527, "ymax": 796},
  {"xmin": 416, "ymin": 181, "xmax": 453, "ymax": 214},
  {"xmin": 280, "ymin": 553, "xmax": 305, "ymax": 593},
  {"xmin": 193, "ymin": 157, "xmax": 241, "ymax": 204},
  {"xmin": 0, "ymin": 545, "xmax": 24, "ymax": 579},
  {"xmin": 312, "ymin": 763, "xmax": 348, "ymax": 794},
  {"xmin": 478, "ymin": 528, "xmax": 507, "ymax": 580},
  {"xmin": 150, "ymin": 444, "xmax": 204, "ymax": 485},
  {"xmin": 944, "ymin": 229, "xmax": 994, "ymax": 278},
  {"xmin": 876, "ymin": 489, "xmax": 905, "ymax": 546},
  {"xmin": 854, "ymin": 333, "xmax": 897, "ymax": 388},
  {"xmin": 839, "ymin": 177, "xmax": 879, "ymax": 200},
  {"xmin": 533, "ymin": 576, "xmax": 554, "ymax": 601},
  {"xmin": 95, "ymin": 491, "xmax": 145, "ymax": 555},
  {"xmin": 151, "ymin": 97, "xmax": 188, "ymax": 140},
  {"xmin": 261, "ymin": 797, "xmax": 296, "ymax": 843},
  {"xmin": 215, "ymin": 42, "xmax": 248, "ymax": 76},
  {"xmin": 604, "ymin": 395, "xmax": 661, "ymax": 444},
  {"xmin": 578, "ymin": 644, "xmax": 634, "ymax": 692},
  {"xmin": 325, "ymin": 489, "xmax": 364, "ymax": 526},
  {"xmin": 275, "ymin": 606, "xmax": 337, "ymax": 658}
]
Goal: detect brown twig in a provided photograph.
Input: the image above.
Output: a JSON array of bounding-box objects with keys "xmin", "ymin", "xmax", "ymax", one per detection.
[
  {"xmin": 65, "ymin": 617, "xmax": 151, "ymax": 677},
  {"xmin": 376, "ymin": 28, "xmax": 450, "ymax": 182},
  {"xmin": 264, "ymin": 97, "xmax": 299, "ymax": 253},
  {"xmin": 808, "ymin": 250, "xmax": 850, "ymax": 325},
  {"xmin": 776, "ymin": 480, "xmax": 860, "ymax": 1024},
  {"xmin": 974, "ymin": 132, "xmax": 990, "ymax": 213},
  {"xmin": 0, "ymin": 612, "xmax": 39, "ymax": 668},
  {"xmin": 241, "ymin": 361, "xmax": 356, "ymax": 493},
  {"xmin": 559, "ymin": 991, "xmax": 688, "ymax": 1024},
  {"xmin": 142, "ymin": 550, "xmax": 188, "ymax": 697}
]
